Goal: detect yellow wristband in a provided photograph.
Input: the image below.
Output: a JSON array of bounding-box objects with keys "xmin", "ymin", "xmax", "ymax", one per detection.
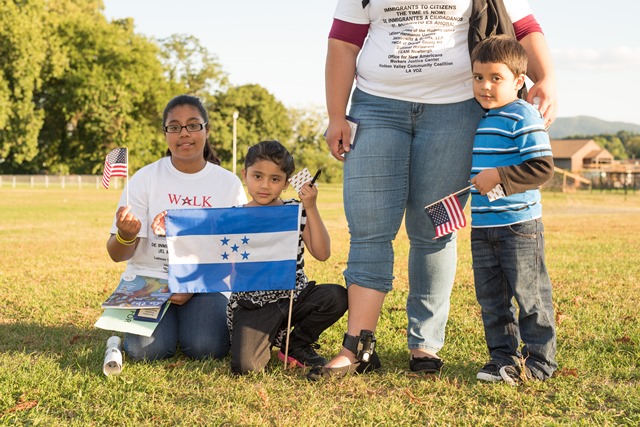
[{"xmin": 116, "ymin": 230, "xmax": 137, "ymax": 246}]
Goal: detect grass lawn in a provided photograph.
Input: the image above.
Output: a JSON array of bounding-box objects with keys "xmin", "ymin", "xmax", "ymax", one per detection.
[{"xmin": 1, "ymin": 185, "xmax": 639, "ymax": 426}]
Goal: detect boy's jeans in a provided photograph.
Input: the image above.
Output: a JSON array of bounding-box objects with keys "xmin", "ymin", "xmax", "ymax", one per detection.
[{"xmin": 471, "ymin": 219, "xmax": 557, "ymax": 380}]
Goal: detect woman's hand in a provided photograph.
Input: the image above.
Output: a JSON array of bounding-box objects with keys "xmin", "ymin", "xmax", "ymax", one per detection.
[
  {"xmin": 325, "ymin": 38, "xmax": 360, "ymax": 161},
  {"xmin": 527, "ymin": 79, "xmax": 557, "ymax": 128},
  {"xmin": 519, "ymin": 32, "xmax": 557, "ymax": 128},
  {"xmin": 325, "ymin": 119, "xmax": 352, "ymax": 161}
]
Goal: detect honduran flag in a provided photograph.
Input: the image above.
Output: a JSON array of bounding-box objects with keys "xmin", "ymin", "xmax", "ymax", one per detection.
[{"xmin": 165, "ymin": 204, "xmax": 301, "ymax": 293}]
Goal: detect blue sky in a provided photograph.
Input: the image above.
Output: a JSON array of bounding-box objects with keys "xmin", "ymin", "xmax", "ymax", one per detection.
[{"xmin": 103, "ymin": 0, "xmax": 640, "ymax": 125}]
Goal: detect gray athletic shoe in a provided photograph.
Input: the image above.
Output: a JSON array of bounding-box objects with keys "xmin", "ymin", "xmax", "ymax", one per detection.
[
  {"xmin": 477, "ymin": 361, "xmax": 502, "ymax": 382},
  {"xmin": 499, "ymin": 363, "xmax": 534, "ymax": 386}
]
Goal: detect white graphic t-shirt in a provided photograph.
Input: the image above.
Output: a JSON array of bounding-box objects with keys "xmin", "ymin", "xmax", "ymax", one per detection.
[
  {"xmin": 334, "ymin": 0, "xmax": 532, "ymax": 103},
  {"xmin": 110, "ymin": 157, "xmax": 247, "ymax": 279}
]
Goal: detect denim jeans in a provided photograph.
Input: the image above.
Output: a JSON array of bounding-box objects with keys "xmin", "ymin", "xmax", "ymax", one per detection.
[
  {"xmin": 124, "ymin": 293, "xmax": 230, "ymax": 361},
  {"xmin": 230, "ymin": 283, "xmax": 347, "ymax": 375},
  {"xmin": 471, "ymin": 219, "xmax": 557, "ymax": 380},
  {"xmin": 344, "ymin": 88, "xmax": 484, "ymax": 352}
]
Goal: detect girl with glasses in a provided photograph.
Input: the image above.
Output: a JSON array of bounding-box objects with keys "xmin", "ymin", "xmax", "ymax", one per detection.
[{"xmin": 106, "ymin": 94, "xmax": 247, "ymax": 361}]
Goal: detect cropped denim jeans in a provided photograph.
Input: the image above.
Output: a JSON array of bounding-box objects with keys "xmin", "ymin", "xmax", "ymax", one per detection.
[
  {"xmin": 471, "ymin": 219, "xmax": 557, "ymax": 380},
  {"xmin": 343, "ymin": 88, "xmax": 484, "ymax": 352},
  {"xmin": 124, "ymin": 292, "xmax": 230, "ymax": 361}
]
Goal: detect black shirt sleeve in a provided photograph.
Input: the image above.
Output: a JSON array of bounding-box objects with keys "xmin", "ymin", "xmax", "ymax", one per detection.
[{"xmin": 497, "ymin": 156, "xmax": 554, "ymax": 196}]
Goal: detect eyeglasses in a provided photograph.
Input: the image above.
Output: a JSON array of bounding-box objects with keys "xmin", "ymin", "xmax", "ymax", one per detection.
[{"xmin": 164, "ymin": 122, "xmax": 208, "ymax": 133}]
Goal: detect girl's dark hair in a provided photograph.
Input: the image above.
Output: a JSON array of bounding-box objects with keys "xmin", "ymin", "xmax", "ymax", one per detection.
[
  {"xmin": 244, "ymin": 140, "xmax": 295, "ymax": 178},
  {"xmin": 162, "ymin": 94, "xmax": 220, "ymax": 165}
]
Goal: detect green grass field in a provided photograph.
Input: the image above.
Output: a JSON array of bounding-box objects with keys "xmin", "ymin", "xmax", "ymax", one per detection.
[{"xmin": 1, "ymin": 186, "xmax": 639, "ymax": 426}]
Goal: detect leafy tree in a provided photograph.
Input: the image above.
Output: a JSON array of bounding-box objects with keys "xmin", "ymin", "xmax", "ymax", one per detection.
[
  {"xmin": 625, "ymin": 136, "xmax": 640, "ymax": 160},
  {"xmin": 35, "ymin": 5, "xmax": 172, "ymax": 174},
  {"xmin": 209, "ymin": 84, "xmax": 292, "ymax": 173},
  {"xmin": 287, "ymin": 107, "xmax": 342, "ymax": 183},
  {"xmin": 594, "ymin": 136, "xmax": 628, "ymax": 160},
  {"xmin": 0, "ymin": 0, "xmax": 65, "ymax": 172},
  {"xmin": 0, "ymin": 1, "xmax": 333, "ymax": 178},
  {"xmin": 158, "ymin": 34, "xmax": 229, "ymax": 98}
]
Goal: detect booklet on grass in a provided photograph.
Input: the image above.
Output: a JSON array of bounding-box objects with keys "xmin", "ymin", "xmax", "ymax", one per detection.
[{"xmin": 102, "ymin": 274, "xmax": 171, "ymax": 309}]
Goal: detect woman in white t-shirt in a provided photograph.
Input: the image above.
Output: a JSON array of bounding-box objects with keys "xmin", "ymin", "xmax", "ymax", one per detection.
[
  {"xmin": 106, "ymin": 94, "xmax": 247, "ymax": 361},
  {"xmin": 312, "ymin": 0, "xmax": 557, "ymax": 379}
]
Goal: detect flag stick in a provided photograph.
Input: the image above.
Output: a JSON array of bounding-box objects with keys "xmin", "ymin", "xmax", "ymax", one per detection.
[
  {"xmin": 424, "ymin": 185, "xmax": 473, "ymax": 209},
  {"xmin": 283, "ymin": 289, "xmax": 295, "ymax": 369},
  {"xmin": 125, "ymin": 148, "xmax": 129, "ymax": 206}
]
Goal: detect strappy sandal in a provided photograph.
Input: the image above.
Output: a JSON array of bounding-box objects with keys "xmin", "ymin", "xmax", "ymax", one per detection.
[{"xmin": 306, "ymin": 350, "xmax": 381, "ymax": 381}]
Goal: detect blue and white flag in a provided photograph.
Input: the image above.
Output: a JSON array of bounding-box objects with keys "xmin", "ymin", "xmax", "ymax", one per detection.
[{"xmin": 165, "ymin": 205, "xmax": 301, "ymax": 293}]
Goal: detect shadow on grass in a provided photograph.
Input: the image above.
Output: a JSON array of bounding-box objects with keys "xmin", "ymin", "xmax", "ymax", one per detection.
[{"xmin": 0, "ymin": 322, "xmax": 230, "ymax": 375}]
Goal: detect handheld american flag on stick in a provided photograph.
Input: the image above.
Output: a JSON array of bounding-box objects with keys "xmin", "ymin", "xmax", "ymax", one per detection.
[
  {"xmin": 424, "ymin": 187, "xmax": 469, "ymax": 239},
  {"xmin": 102, "ymin": 148, "xmax": 128, "ymax": 189}
]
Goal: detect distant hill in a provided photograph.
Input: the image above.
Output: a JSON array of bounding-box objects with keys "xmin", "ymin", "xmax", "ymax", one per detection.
[{"xmin": 549, "ymin": 116, "xmax": 640, "ymax": 139}]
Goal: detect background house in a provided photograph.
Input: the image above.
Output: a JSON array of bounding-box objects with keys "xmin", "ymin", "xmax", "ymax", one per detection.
[
  {"xmin": 550, "ymin": 139, "xmax": 613, "ymax": 172},
  {"xmin": 550, "ymin": 139, "xmax": 639, "ymax": 191}
]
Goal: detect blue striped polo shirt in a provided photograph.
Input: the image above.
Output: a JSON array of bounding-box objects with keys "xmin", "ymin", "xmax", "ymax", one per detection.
[{"xmin": 470, "ymin": 99, "xmax": 552, "ymax": 227}]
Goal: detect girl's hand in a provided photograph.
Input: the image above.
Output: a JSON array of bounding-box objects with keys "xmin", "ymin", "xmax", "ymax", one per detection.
[
  {"xmin": 151, "ymin": 211, "xmax": 168, "ymax": 236},
  {"xmin": 169, "ymin": 293, "xmax": 193, "ymax": 305},
  {"xmin": 298, "ymin": 182, "xmax": 318, "ymax": 210},
  {"xmin": 115, "ymin": 205, "xmax": 141, "ymax": 240}
]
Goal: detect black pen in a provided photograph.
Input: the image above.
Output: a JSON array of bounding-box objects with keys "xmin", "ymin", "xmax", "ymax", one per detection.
[{"xmin": 310, "ymin": 169, "xmax": 322, "ymax": 186}]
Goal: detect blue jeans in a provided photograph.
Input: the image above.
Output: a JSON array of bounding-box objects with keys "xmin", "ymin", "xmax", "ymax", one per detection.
[
  {"xmin": 471, "ymin": 219, "xmax": 557, "ymax": 380},
  {"xmin": 124, "ymin": 293, "xmax": 230, "ymax": 361},
  {"xmin": 344, "ymin": 88, "xmax": 484, "ymax": 352}
]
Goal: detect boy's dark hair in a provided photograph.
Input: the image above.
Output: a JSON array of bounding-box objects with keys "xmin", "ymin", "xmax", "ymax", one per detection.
[
  {"xmin": 471, "ymin": 34, "xmax": 527, "ymax": 78},
  {"xmin": 162, "ymin": 94, "xmax": 220, "ymax": 165},
  {"xmin": 244, "ymin": 140, "xmax": 295, "ymax": 179}
]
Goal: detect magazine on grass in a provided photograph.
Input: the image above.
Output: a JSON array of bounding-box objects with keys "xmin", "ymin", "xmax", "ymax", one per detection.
[
  {"xmin": 102, "ymin": 274, "xmax": 171, "ymax": 309},
  {"xmin": 95, "ymin": 303, "xmax": 171, "ymax": 337}
]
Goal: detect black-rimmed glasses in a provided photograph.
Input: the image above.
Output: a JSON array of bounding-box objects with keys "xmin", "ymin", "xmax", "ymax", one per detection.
[{"xmin": 164, "ymin": 122, "xmax": 207, "ymax": 133}]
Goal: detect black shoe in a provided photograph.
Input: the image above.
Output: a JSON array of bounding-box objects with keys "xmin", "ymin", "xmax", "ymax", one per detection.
[
  {"xmin": 409, "ymin": 355, "xmax": 444, "ymax": 373},
  {"xmin": 476, "ymin": 361, "xmax": 502, "ymax": 382},
  {"xmin": 306, "ymin": 351, "xmax": 382, "ymax": 381},
  {"xmin": 278, "ymin": 343, "xmax": 327, "ymax": 368}
]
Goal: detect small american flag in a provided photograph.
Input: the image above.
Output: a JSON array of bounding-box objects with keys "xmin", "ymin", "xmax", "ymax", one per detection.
[
  {"xmin": 102, "ymin": 148, "xmax": 128, "ymax": 189},
  {"xmin": 425, "ymin": 194, "xmax": 467, "ymax": 239}
]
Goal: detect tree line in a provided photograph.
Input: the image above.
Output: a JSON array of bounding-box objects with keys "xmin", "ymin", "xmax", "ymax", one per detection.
[
  {"xmin": 0, "ymin": 0, "xmax": 342, "ymax": 181},
  {"xmin": 565, "ymin": 131, "xmax": 640, "ymax": 161}
]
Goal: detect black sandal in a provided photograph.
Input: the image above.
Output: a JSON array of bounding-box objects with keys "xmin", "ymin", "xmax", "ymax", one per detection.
[{"xmin": 409, "ymin": 355, "xmax": 444, "ymax": 373}]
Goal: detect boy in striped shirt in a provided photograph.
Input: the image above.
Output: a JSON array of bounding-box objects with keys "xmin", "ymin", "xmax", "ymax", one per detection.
[{"xmin": 469, "ymin": 35, "xmax": 557, "ymax": 385}]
